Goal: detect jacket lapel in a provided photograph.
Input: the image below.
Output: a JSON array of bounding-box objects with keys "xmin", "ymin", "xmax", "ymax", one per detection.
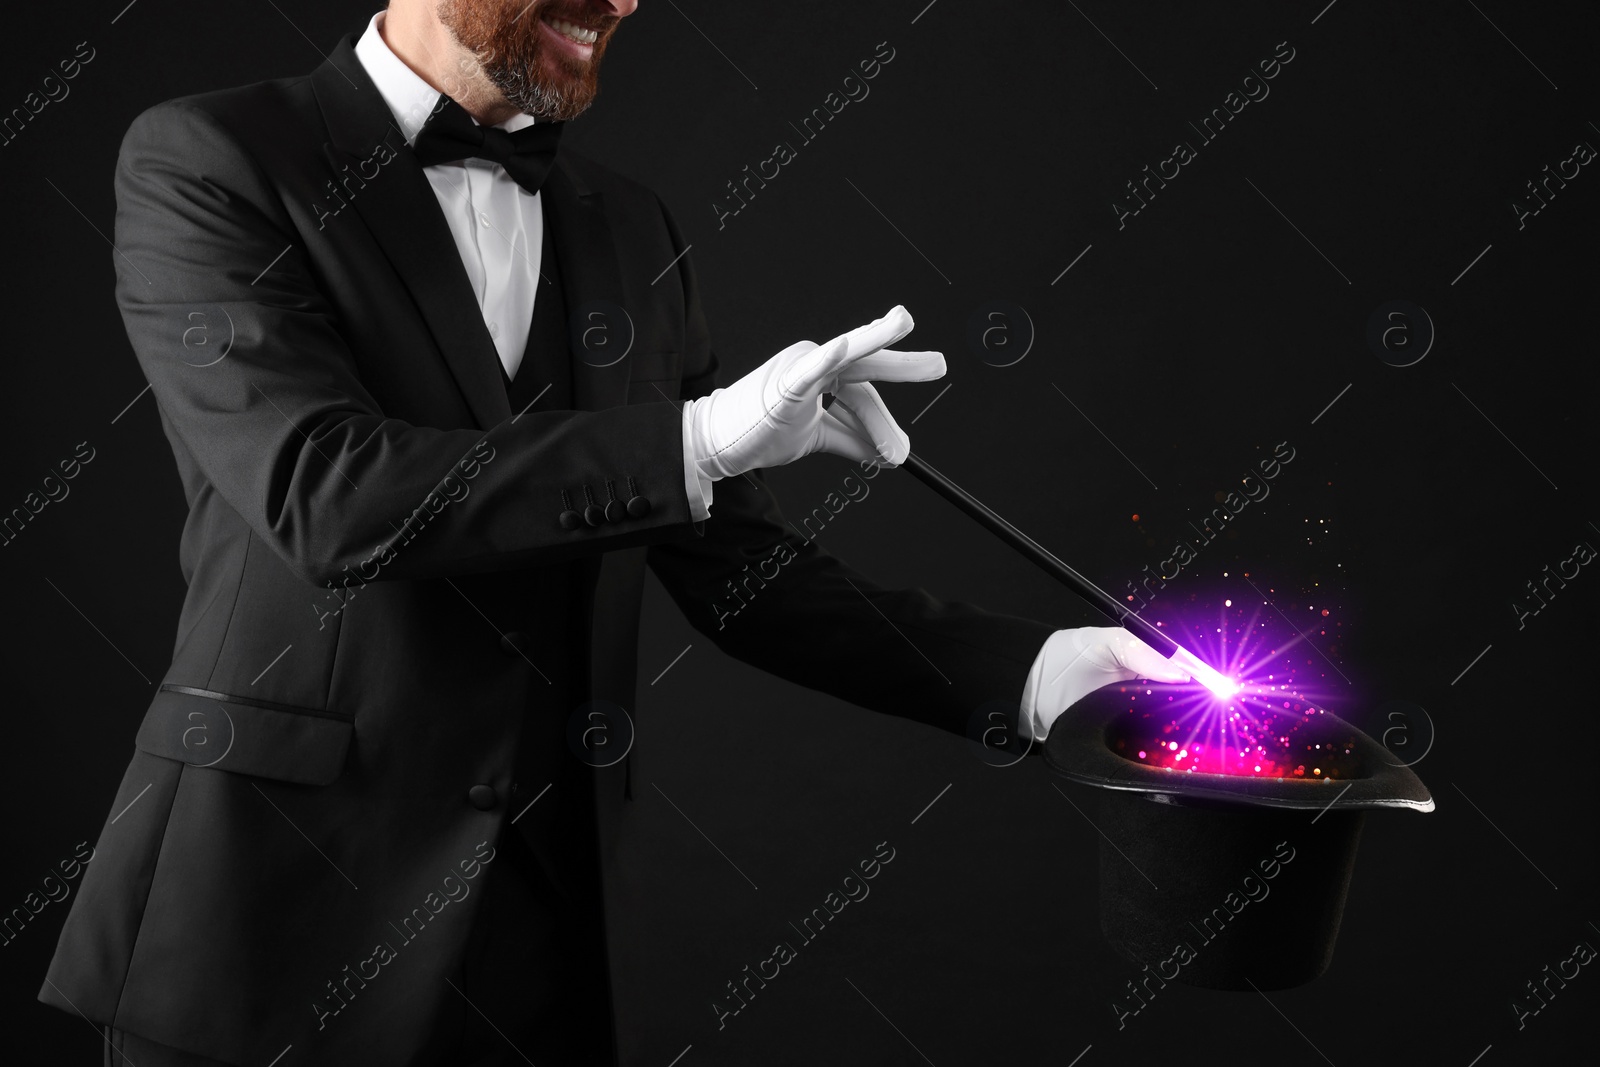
[
  {"xmin": 540, "ymin": 157, "xmax": 634, "ymax": 414},
  {"xmin": 311, "ymin": 34, "xmax": 512, "ymax": 429},
  {"xmin": 310, "ymin": 33, "xmax": 636, "ymax": 425}
]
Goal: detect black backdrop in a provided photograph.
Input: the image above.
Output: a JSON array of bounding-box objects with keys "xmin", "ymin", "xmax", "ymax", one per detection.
[{"xmin": 3, "ymin": 2, "xmax": 1596, "ymax": 1064}]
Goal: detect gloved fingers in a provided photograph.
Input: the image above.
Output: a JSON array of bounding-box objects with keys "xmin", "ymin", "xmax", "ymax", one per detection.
[
  {"xmin": 759, "ymin": 339, "xmax": 820, "ymax": 390},
  {"xmin": 1117, "ymin": 633, "xmax": 1193, "ymax": 683},
  {"xmin": 768, "ymin": 339, "xmax": 820, "ymax": 365},
  {"xmin": 827, "ymin": 382, "xmax": 911, "ymax": 466},
  {"xmin": 779, "ymin": 335, "xmax": 851, "ymax": 400},
  {"xmin": 832, "ymin": 348, "xmax": 947, "ymax": 384},
  {"xmin": 832, "ymin": 304, "xmax": 916, "ymax": 359},
  {"xmin": 1169, "ymin": 645, "xmax": 1238, "ymax": 695},
  {"xmin": 785, "ymin": 306, "xmax": 917, "ymax": 397},
  {"xmin": 812, "ymin": 409, "xmax": 883, "ymax": 465}
]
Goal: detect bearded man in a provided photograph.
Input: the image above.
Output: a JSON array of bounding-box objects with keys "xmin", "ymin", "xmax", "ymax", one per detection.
[{"xmin": 39, "ymin": 3, "xmax": 1189, "ymax": 1064}]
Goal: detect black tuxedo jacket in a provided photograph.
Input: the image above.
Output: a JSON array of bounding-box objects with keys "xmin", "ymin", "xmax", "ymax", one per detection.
[{"xmin": 41, "ymin": 30, "xmax": 1055, "ymax": 1066}]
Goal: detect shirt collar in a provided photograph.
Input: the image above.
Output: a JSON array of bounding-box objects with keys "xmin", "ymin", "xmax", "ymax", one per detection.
[{"xmin": 353, "ymin": 9, "xmax": 538, "ymax": 145}]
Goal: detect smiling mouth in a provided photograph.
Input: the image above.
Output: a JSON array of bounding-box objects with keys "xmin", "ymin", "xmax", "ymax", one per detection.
[{"xmin": 542, "ymin": 15, "xmax": 600, "ymax": 46}]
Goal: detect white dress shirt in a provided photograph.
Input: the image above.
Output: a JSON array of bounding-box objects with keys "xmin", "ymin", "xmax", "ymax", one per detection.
[{"xmin": 352, "ymin": 10, "xmax": 712, "ymax": 519}]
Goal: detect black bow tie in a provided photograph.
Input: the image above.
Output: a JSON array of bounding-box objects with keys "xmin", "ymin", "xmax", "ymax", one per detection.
[{"xmin": 410, "ymin": 95, "xmax": 565, "ymax": 196}]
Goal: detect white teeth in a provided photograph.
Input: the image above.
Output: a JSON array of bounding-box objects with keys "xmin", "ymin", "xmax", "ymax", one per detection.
[{"xmin": 545, "ymin": 17, "xmax": 598, "ymax": 45}]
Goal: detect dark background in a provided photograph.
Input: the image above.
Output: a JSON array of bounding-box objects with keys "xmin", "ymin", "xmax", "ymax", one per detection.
[{"xmin": 3, "ymin": 1, "xmax": 1596, "ymax": 1064}]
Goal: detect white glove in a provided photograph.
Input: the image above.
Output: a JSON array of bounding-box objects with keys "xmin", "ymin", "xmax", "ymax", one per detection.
[
  {"xmin": 1019, "ymin": 626, "xmax": 1193, "ymax": 741},
  {"xmin": 682, "ymin": 305, "xmax": 944, "ymax": 483}
]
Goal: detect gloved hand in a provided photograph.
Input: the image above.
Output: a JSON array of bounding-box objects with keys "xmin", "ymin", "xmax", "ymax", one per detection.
[
  {"xmin": 683, "ymin": 305, "xmax": 944, "ymax": 482},
  {"xmin": 1020, "ymin": 626, "xmax": 1193, "ymax": 741}
]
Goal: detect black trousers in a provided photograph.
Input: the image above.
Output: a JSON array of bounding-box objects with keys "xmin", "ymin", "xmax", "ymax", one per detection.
[{"xmin": 102, "ymin": 823, "xmax": 616, "ymax": 1067}]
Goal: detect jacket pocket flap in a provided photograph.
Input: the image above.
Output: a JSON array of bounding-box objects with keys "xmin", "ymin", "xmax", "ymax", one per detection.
[{"xmin": 136, "ymin": 686, "xmax": 353, "ymax": 786}]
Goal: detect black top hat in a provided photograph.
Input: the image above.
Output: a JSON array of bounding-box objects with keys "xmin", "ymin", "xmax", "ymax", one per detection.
[{"xmin": 1043, "ymin": 689, "xmax": 1432, "ymax": 990}]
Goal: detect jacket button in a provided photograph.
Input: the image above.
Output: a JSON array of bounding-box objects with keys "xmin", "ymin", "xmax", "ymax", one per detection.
[
  {"xmin": 468, "ymin": 785, "xmax": 497, "ymax": 811},
  {"xmin": 627, "ymin": 495, "xmax": 651, "ymax": 518},
  {"xmin": 500, "ymin": 631, "xmax": 531, "ymax": 657},
  {"xmin": 604, "ymin": 499, "xmax": 626, "ymax": 523},
  {"xmin": 559, "ymin": 509, "xmax": 582, "ymax": 530},
  {"xmin": 583, "ymin": 503, "xmax": 604, "ymax": 526}
]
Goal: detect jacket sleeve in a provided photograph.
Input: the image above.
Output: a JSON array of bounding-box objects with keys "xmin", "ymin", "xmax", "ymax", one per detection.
[
  {"xmin": 113, "ymin": 100, "xmax": 696, "ymax": 588},
  {"xmin": 647, "ymin": 468, "xmax": 1056, "ymax": 740},
  {"xmin": 645, "ymin": 196, "xmax": 1055, "ymax": 740}
]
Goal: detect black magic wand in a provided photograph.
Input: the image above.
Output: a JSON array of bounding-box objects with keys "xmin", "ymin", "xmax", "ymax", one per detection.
[{"xmin": 898, "ymin": 452, "xmax": 1239, "ymax": 698}]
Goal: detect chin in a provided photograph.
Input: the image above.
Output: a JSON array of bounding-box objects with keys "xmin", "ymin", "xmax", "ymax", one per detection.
[{"xmin": 492, "ymin": 56, "xmax": 601, "ymax": 121}]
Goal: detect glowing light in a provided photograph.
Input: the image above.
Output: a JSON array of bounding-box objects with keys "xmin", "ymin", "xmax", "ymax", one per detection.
[
  {"xmin": 1103, "ymin": 592, "xmax": 1353, "ymax": 778},
  {"xmin": 1112, "ymin": 695, "xmax": 1358, "ymax": 779},
  {"xmin": 1194, "ymin": 661, "xmax": 1242, "ymax": 699},
  {"xmin": 1169, "ymin": 645, "xmax": 1242, "ymax": 699},
  {"xmin": 1204, "ymin": 673, "xmax": 1242, "ymax": 698}
]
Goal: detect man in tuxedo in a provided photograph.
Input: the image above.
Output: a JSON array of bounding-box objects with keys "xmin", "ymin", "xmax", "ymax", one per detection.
[{"xmin": 40, "ymin": 2, "xmax": 1189, "ymax": 1064}]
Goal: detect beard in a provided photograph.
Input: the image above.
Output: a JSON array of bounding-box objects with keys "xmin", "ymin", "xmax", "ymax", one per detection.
[{"xmin": 436, "ymin": 0, "xmax": 619, "ymax": 121}]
